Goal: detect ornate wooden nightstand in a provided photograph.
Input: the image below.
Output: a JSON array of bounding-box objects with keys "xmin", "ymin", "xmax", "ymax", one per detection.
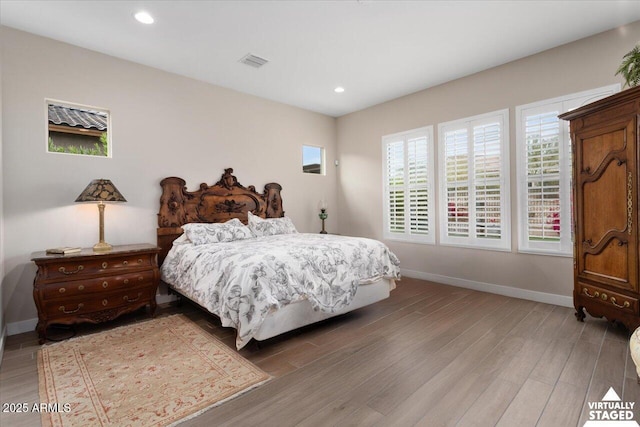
[{"xmin": 31, "ymin": 243, "xmax": 161, "ymax": 344}]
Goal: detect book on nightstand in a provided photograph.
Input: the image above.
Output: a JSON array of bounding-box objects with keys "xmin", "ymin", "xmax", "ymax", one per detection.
[{"xmin": 45, "ymin": 247, "xmax": 82, "ymax": 255}]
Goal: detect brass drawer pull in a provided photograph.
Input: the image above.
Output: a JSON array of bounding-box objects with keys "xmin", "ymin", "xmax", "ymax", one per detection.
[
  {"xmin": 78, "ymin": 285, "xmax": 85, "ymax": 291},
  {"xmin": 102, "ymin": 281, "xmax": 109, "ymax": 288},
  {"xmin": 123, "ymin": 293, "xmax": 142, "ymax": 303},
  {"xmin": 102, "ymin": 262, "xmax": 108, "ymax": 269},
  {"xmin": 583, "ymin": 288, "xmax": 599, "ymax": 298},
  {"xmin": 610, "ymin": 297, "xmax": 630, "ymax": 309},
  {"xmin": 138, "ymin": 259, "xmax": 143, "ymax": 264},
  {"xmin": 601, "ymin": 293, "xmax": 608, "ymax": 301},
  {"xmin": 124, "ymin": 279, "xmax": 129, "ymax": 284},
  {"xmin": 102, "ymin": 299, "xmax": 108, "ymax": 306},
  {"xmin": 59, "ymin": 265, "xmax": 84, "ymax": 275},
  {"xmin": 58, "ymin": 287, "xmax": 66, "ymax": 293},
  {"xmin": 123, "ymin": 260, "xmax": 128, "ymax": 266},
  {"xmin": 59, "ymin": 303, "xmax": 84, "ymax": 314}
]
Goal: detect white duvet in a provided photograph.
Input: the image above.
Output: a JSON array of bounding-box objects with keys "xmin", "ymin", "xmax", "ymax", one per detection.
[{"xmin": 161, "ymin": 233, "xmax": 400, "ymax": 349}]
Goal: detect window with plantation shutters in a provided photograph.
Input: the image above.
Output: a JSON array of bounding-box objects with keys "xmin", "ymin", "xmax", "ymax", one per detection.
[
  {"xmin": 438, "ymin": 110, "xmax": 510, "ymax": 250},
  {"xmin": 382, "ymin": 126, "xmax": 435, "ymax": 244},
  {"xmin": 516, "ymin": 85, "xmax": 620, "ymax": 256},
  {"xmin": 444, "ymin": 128, "xmax": 469, "ymax": 237}
]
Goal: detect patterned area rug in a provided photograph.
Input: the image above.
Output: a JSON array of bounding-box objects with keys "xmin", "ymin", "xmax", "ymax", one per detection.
[{"xmin": 37, "ymin": 314, "xmax": 270, "ymax": 427}]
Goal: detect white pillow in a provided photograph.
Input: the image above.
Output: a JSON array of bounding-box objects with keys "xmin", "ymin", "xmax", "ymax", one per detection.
[
  {"xmin": 181, "ymin": 219, "xmax": 254, "ymax": 245},
  {"xmin": 247, "ymin": 211, "xmax": 298, "ymax": 237},
  {"xmin": 172, "ymin": 233, "xmax": 191, "ymax": 246}
]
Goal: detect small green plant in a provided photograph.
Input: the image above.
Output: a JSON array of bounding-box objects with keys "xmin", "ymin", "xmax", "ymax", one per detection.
[
  {"xmin": 100, "ymin": 132, "xmax": 109, "ymax": 156},
  {"xmin": 48, "ymin": 135, "xmax": 108, "ymax": 156},
  {"xmin": 48, "ymin": 137, "xmax": 65, "ymax": 153},
  {"xmin": 616, "ymin": 43, "xmax": 640, "ymax": 88}
]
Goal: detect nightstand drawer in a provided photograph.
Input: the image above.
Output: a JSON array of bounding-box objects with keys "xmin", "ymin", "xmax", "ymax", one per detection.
[
  {"xmin": 44, "ymin": 287, "xmax": 155, "ymax": 318},
  {"xmin": 42, "ymin": 253, "xmax": 155, "ymax": 281},
  {"xmin": 42, "ymin": 270, "xmax": 156, "ymax": 299}
]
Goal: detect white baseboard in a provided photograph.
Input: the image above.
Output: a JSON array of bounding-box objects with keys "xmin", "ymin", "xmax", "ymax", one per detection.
[
  {"xmin": 401, "ymin": 268, "xmax": 573, "ymax": 308},
  {"xmin": 157, "ymin": 293, "xmax": 177, "ymax": 304},
  {"xmin": 7, "ymin": 317, "xmax": 37, "ymax": 336},
  {"xmin": 0, "ymin": 325, "xmax": 6, "ymax": 366},
  {"xmin": 6, "ymin": 293, "xmax": 178, "ymax": 337}
]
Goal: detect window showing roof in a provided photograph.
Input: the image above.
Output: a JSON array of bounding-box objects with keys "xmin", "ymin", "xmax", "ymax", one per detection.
[{"xmin": 47, "ymin": 104, "xmax": 107, "ymax": 131}]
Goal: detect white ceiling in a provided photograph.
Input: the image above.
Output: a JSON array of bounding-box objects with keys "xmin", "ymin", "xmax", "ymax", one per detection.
[{"xmin": 2, "ymin": 1, "xmax": 640, "ymax": 117}]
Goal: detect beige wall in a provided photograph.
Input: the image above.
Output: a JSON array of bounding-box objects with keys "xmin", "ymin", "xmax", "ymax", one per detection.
[
  {"xmin": 3, "ymin": 21, "xmax": 640, "ymax": 330},
  {"xmin": 1, "ymin": 27, "xmax": 337, "ymax": 327},
  {"xmin": 0, "ymin": 31, "xmax": 5, "ymax": 355},
  {"xmin": 336, "ymin": 21, "xmax": 640, "ymax": 300}
]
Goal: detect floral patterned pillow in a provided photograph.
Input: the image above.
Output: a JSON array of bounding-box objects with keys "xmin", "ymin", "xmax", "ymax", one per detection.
[
  {"xmin": 182, "ymin": 219, "xmax": 254, "ymax": 245},
  {"xmin": 248, "ymin": 211, "xmax": 298, "ymax": 237}
]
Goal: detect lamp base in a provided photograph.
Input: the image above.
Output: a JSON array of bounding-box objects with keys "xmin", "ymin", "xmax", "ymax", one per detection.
[{"xmin": 93, "ymin": 241, "xmax": 112, "ymax": 252}]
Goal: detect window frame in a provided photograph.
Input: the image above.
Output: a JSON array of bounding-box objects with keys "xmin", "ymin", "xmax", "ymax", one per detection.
[
  {"xmin": 45, "ymin": 98, "xmax": 112, "ymax": 158},
  {"xmin": 302, "ymin": 144, "xmax": 325, "ymax": 175},
  {"xmin": 515, "ymin": 84, "xmax": 620, "ymax": 256},
  {"xmin": 382, "ymin": 126, "xmax": 436, "ymax": 244},
  {"xmin": 437, "ymin": 109, "xmax": 511, "ymax": 251}
]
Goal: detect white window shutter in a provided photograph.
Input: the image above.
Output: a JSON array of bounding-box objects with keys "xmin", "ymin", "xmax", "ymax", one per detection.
[
  {"xmin": 407, "ymin": 136, "xmax": 430, "ymax": 235},
  {"xmin": 516, "ymin": 84, "xmax": 620, "ymax": 256},
  {"xmin": 439, "ymin": 110, "xmax": 510, "ymax": 251},
  {"xmin": 383, "ymin": 127, "xmax": 435, "ymax": 244},
  {"xmin": 525, "ymin": 111, "xmax": 561, "ymax": 242},
  {"xmin": 473, "ymin": 121, "xmax": 503, "ymax": 240},
  {"xmin": 444, "ymin": 128, "xmax": 469, "ymax": 238},
  {"xmin": 386, "ymin": 140, "xmax": 405, "ymax": 235}
]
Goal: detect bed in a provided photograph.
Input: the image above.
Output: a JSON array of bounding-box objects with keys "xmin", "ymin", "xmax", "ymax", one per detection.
[{"xmin": 157, "ymin": 168, "xmax": 400, "ymax": 349}]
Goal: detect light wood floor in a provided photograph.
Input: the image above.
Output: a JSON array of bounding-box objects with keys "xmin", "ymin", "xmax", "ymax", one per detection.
[{"xmin": 1, "ymin": 277, "xmax": 639, "ymax": 426}]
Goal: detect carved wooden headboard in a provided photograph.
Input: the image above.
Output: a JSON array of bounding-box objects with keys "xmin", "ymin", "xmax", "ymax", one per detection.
[{"xmin": 157, "ymin": 168, "xmax": 284, "ymax": 265}]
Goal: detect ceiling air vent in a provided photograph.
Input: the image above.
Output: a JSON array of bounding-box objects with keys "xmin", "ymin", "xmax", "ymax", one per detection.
[{"xmin": 239, "ymin": 53, "xmax": 269, "ymax": 68}]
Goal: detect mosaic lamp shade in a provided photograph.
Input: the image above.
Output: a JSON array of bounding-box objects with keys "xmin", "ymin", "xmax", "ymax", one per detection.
[{"xmin": 75, "ymin": 179, "xmax": 126, "ymax": 252}]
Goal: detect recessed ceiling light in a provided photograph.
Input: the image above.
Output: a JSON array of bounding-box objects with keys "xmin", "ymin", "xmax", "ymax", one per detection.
[
  {"xmin": 334, "ymin": 87, "xmax": 345, "ymax": 93},
  {"xmin": 134, "ymin": 11, "xmax": 154, "ymax": 24}
]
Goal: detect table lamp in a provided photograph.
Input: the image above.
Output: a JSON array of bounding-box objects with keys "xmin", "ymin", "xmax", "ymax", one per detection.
[
  {"xmin": 318, "ymin": 199, "xmax": 328, "ymax": 234},
  {"xmin": 75, "ymin": 179, "xmax": 127, "ymax": 252}
]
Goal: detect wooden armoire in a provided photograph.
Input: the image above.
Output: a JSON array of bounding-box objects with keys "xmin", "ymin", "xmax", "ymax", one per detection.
[{"xmin": 560, "ymin": 85, "xmax": 640, "ymax": 331}]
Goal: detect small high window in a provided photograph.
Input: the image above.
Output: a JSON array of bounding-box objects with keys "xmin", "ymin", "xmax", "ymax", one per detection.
[
  {"xmin": 302, "ymin": 145, "xmax": 324, "ymax": 174},
  {"xmin": 46, "ymin": 99, "xmax": 111, "ymax": 157}
]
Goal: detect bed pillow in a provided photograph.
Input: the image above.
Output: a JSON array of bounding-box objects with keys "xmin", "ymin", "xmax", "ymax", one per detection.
[
  {"xmin": 181, "ymin": 219, "xmax": 254, "ymax": 245},
  {"xmin": 171, "ymin": 233, "xmax": 191, "ymax": 246},
  {"xmin": 248, "ymin": 211, "xmax": 298, "ymax": 237}
]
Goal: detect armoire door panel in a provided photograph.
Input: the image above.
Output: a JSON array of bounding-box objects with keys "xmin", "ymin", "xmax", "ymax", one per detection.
[
  {"xmin": 581, "ymin": 161, "xmax": 627, "ymax": 240},
  {"xmin": 575, "ymin": 116, "xmax": 637, "ymax": 293},
  {"xmin": 583, "ymin": 238, "xmax": 630, "ymax": 287},
  {"xmin": 580, "ymin": 128, "xmax": 626, "ymax": 174}
]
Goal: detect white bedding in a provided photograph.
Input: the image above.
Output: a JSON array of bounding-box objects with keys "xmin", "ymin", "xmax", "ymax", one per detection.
[{"xmin": 161, "ymin": 233, "xmax": 400, "ymax": 349}]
